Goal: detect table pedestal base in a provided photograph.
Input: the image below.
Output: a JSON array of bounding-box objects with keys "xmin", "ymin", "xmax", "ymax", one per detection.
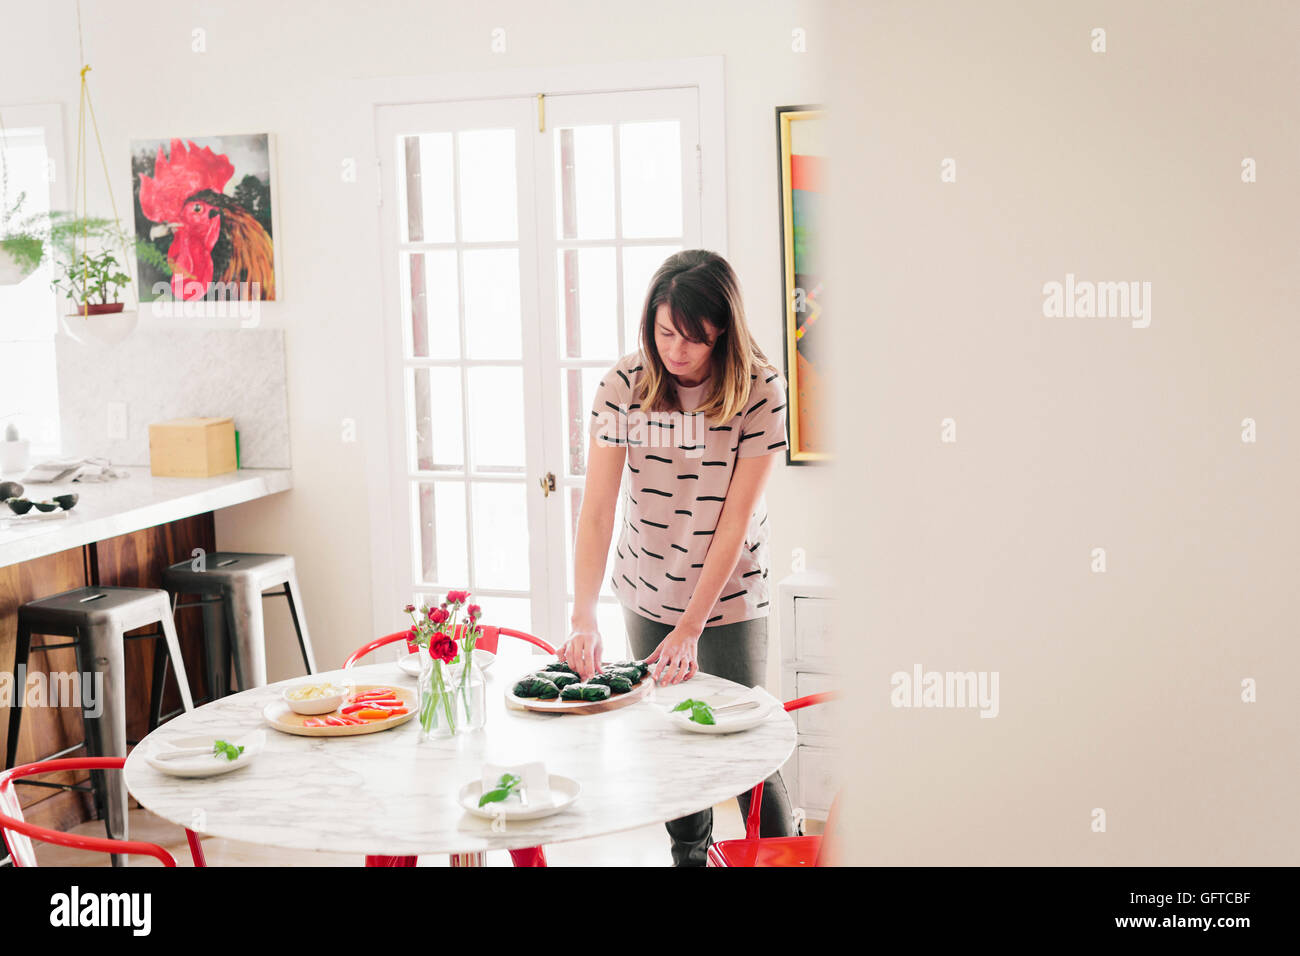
[{"xmin": 363, "ymin": 848, "xmax": 546, "ymax": 867}]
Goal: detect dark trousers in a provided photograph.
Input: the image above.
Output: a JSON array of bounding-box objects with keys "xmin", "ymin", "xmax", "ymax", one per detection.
[{"xmin": 622, "ymin": 605, "xmax": 795, "ymax": 866}]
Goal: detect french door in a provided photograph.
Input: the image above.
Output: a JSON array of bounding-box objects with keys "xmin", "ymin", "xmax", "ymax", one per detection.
[{"xmin": 375, "ymin": 87, "xmax": 702, "ymax": 655}]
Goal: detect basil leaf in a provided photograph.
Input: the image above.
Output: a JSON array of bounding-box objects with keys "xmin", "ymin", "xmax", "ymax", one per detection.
[
  {"xmin": 690, "ymin": 701, "xmax": 716, "ymax": 725},
  {"xmin": 212, "ymin": 740, "xmax": 245, "ymax": 761},
  {"xmin": 478, "ymin": 773, "xmax": 523, "ymax": 807}
]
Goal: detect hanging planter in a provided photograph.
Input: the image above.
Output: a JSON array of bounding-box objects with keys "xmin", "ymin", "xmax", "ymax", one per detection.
[
  {"xmin": 0, "ymin": 246, "xmax": 39, "ymax": 286},
  {"xmin": 60, "ymin": 306, "xmax": 138, "ymax": 348},
  {"xmin": 0, "ymin": 152, "xmax": 48, "ymax": 286},
  {"xmin": 46, "ymin": 48, "xmax": 173, "ymax": 344}
]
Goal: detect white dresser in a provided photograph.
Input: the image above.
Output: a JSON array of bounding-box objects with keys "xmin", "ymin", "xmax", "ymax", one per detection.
[{"xmin": 777, "ymin": 569, "xmax": 837, "ymax": 823}]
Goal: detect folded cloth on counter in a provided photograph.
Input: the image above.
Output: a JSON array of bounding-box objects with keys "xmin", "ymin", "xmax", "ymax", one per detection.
[
  {"xmin": 480, "ymin": 760, "xmax": 553, "ymax": 809},
  {"xmin": 24, "ymin": 457, "xmax": 130, "ymax": 483}
]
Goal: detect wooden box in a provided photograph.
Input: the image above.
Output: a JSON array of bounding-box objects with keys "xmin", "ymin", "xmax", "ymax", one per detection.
[{"xmin": 148, "ymin": 417, "xmax": 237, "ymax": 477}]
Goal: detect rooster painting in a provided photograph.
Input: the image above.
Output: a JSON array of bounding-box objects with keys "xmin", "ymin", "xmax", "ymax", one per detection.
[{"xmin": 132, "ymin": 135, "xmax": 276, "ymax": 301}]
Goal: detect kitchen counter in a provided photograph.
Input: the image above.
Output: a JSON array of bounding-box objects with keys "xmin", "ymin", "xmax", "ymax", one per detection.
[{"xmin": 0, "ymin": 467, "xmax": 292, "ymax": 568}]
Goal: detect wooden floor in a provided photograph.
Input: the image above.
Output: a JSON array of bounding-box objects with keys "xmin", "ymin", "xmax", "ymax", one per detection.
[{"xmin": 33, "ymin": 798, "xmax": 755, "ymax": 866}]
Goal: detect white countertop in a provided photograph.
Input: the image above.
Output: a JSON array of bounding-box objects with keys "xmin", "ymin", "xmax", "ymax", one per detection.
[{"xmin": 0, "ymin": 467, "xmax": 292, "ymax": 568}]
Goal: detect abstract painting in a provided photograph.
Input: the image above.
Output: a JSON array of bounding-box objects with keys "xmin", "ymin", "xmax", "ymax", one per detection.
[
  {"xmin": 776, "ymin": 106, "xmax": 827, "ymax": 463},
  {"xmin": 131, "ymin": 133, "xmax": 276, "ymax": 302}
]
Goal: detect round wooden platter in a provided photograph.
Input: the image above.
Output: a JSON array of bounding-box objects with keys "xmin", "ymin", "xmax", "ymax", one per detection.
[
  {"xmin": 262, "ymin": 684, "xmax": 417, "ymax": 737},
  {"xmin": 507, "ymin": 670, "xmax": 655, "ymax": 715}
]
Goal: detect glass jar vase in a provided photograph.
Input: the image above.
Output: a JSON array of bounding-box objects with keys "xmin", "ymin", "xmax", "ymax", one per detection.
[
  {"xmin": 449, "ymin": 653, "xmax": 487, "ymax": 733},
  {"xmin": 416, "ymin": 654, "xmax": 486, "ymax": 739}
]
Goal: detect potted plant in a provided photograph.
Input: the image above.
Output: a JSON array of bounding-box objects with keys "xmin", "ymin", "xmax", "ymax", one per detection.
[
  {"xmin": 48, "ymin": 215, "xmax": 135, "ymax": 315},
  {"xmin": 47, "ymin": 213, "xmax": 174, "ymax": 315},
  {"xmin": 0, "ymin": 182, "xmax": 47, "ymax": 286}
]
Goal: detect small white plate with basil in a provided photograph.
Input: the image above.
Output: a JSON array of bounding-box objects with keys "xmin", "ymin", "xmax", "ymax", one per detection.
[
  {"xmin": 662, "ymin": 687, "xmax": 780, "ymax": 735},
  {"xmin": 458, "ymin": 774, "xmax": 580, "ymax": 821},
  {"xmin": 144, "ymin": 730, "xmax": 265, "ymax": 778}
]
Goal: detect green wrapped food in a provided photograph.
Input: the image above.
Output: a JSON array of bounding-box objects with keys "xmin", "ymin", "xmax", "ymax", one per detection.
[
  {"xmin": 588, "ymin": 672, "xmax": 634, "ymax": 694},
  {"xmin": 612, "ymin": 660, "xmax": 650, "ymax": 679},
  {"xmin": 560, "ymin": 682, "xmax": 612, "ymax": 702},
  {"xmin": 605, "ymin": 666, "xmax": 642, "ymax": 684},
  {"xmin": 513, "ymin": 675, "xmax": 561, "ymax": 699},
  {"xmin": 545, "ymin": 660, "xmax": 578, "ymax": 675},
  {"xmin": 536, "ymin": 670, "xmax": 580, "ymax": 689}
]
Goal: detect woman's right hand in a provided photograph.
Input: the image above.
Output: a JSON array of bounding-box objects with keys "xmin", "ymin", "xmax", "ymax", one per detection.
[{"xmin": 559, "ymin": 620, "xmax": 604, "ymax": 682}]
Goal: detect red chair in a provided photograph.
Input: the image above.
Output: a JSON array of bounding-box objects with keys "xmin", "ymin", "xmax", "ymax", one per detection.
[
  {"xmin": 706, "ymin": 692, "xmax": 838, "ymax": 867},
  {"xmin": 346, "ymin": 626, "xmax": 555, "ymax": 868},
  {"xmin": 0, "ymin": 758, "xmax": 207, "ymax": 867},
  {"xmin": 345, "ymin": 625, "xmax": 555, "ymax": 670}
]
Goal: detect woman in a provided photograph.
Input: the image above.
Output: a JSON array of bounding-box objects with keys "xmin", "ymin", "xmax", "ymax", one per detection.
[{"xmin": 558, "ymin": 249, "xmax": 794, "ymax": 866}]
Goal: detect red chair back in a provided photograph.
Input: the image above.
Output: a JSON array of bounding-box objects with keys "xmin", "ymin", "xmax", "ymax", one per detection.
[
  {"xmin": 344, "ymin": 625, "xmax": 555, "ymax": 669},
  {"xmin": 0, "ymin": 758, "xmax": 206, "ymax": 867},
  {"xmin": 743, "ymin": 692, "xmax": 837, "ymax": 840}
]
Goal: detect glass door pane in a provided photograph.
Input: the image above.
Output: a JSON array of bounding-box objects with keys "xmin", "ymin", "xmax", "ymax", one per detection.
[
  {"xmin": 378, "ymin": 97, "xmax": 548, "ymax": 639},
  {"xmin": 531, "ymin": 88, "xmax": 702, "ymax": 652}
]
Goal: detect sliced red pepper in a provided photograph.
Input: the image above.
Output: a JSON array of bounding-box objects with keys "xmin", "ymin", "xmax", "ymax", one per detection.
[
  {"xmin": 302, "ymin": 718, "xmax": 326, "ymax": 727},
  {"xmin": 353, "ymin": 708, "xmax": 393, "ymax": 720},
  {"xmin": 353, "ymin": 688, "xmax": 396, "ymax": 699},
  {"xmin": 341, "ymin": 703, "xmax": 373, "ymax": 715}
]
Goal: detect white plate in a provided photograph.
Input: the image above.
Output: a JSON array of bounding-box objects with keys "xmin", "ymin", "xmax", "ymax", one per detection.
[
  {"xmin": 458, "ymin": 774, "xmax": 580, "ymax": 821},
  {"xmin": 662, "ymin": 695, "xmax": 777, "ymax": 735},
  {"xmin": 398, "ymin": 648, "xmax": 495, "ymax": 676},
  {"xmin": 144, "ymin": 730, "xmax": 266, "ymax": 778}
]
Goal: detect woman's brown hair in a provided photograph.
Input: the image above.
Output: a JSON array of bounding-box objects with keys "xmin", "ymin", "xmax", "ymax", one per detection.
[{"xmin": 636, "ymin": 249, "xmax": 777, "ymax": 426}]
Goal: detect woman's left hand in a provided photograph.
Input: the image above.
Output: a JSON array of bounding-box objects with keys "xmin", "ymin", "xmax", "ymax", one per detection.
[{"xmin": 646, "ymin": 624, "xmax": 701, "ymax": 685}]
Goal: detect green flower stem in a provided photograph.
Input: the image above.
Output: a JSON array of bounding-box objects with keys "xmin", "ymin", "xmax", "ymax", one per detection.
[
  {"xmin": 460, "ymin": 630, "xmax": 476, "ymax": 722},
  {"xmin": 435, "ymin": 660, "xmax": 457, "ymax": 733},
  {"xmin": 419, "ymin": 661, "xmax": 437, "ymax": 734}
]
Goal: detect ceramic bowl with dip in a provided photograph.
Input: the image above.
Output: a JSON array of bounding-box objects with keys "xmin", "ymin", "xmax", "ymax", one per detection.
[{"xmin": 282, "ymin": 679, "xmax": 354, "ymax": 715}]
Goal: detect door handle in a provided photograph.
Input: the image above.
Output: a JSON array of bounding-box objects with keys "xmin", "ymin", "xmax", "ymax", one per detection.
[{"xmin": 539, "ymin": 472, "xmax": 556, "ymax": 497}]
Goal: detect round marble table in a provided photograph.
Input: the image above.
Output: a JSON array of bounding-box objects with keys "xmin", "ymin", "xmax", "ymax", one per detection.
[{"xmin": 123, "ymin": 653, "xmax": 796, "ymax": 862}]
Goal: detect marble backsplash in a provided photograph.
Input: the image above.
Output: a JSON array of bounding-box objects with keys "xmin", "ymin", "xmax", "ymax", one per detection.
[{"xmin": 56, "ymin": 329, "xmax": 291, "ymax": 469}]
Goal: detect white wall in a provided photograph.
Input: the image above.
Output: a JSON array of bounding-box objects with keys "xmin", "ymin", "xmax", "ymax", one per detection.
[
  {"xmin": 2, "ymin": 0, "xmax": 830, "ymax": 685},
  {"xmin": 831, "ymin": 0, "xmax": 1300, "ymax": 864}
]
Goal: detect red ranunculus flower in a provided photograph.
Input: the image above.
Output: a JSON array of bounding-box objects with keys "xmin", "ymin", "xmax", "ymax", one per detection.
[
  {"xmin": 429, "ymin": 635, "xmax": 458, "ymax": 664},
  {"xmin": 403, "ymin": 603, "xmax": 415, "ymax": 614},
  {"xmin": 444, "ymin": 590, "xmax": 463, "ymax": 604},
  {"xmin": 428, "ymin": 607, "xmax": 449, "ymax": 624},
  {"xmin": 467, "ymin": 604, "xmax": 481, "ymax": 620}
]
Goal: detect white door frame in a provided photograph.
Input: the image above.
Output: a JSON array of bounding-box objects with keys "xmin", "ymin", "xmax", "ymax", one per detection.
[{"xmin": 353, "ymin": 56, "xmax": 727, "ymax": 641}]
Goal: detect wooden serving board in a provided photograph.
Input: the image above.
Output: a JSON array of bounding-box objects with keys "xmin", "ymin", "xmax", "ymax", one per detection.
[
  {"xmin": 507, "ymin": 671, "xmax": 655, "ymax": 715},
  {"xmin": 263, "ymin": 684, "xmax": 416, "ymax": 737}
]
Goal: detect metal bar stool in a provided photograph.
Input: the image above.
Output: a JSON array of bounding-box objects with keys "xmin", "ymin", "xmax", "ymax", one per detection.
[
  {"xmin": 161, "ymin": 552, "xmax": 317, "ymax": 693},
  {"xmin": 4, "ymin": 586, "xmax": 195, "ymax": 866}
]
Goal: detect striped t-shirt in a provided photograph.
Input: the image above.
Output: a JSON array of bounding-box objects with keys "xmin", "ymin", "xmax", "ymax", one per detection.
[{"xmin": 589, "ymin": 351, "xmax": 790, "ymax": 629}]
